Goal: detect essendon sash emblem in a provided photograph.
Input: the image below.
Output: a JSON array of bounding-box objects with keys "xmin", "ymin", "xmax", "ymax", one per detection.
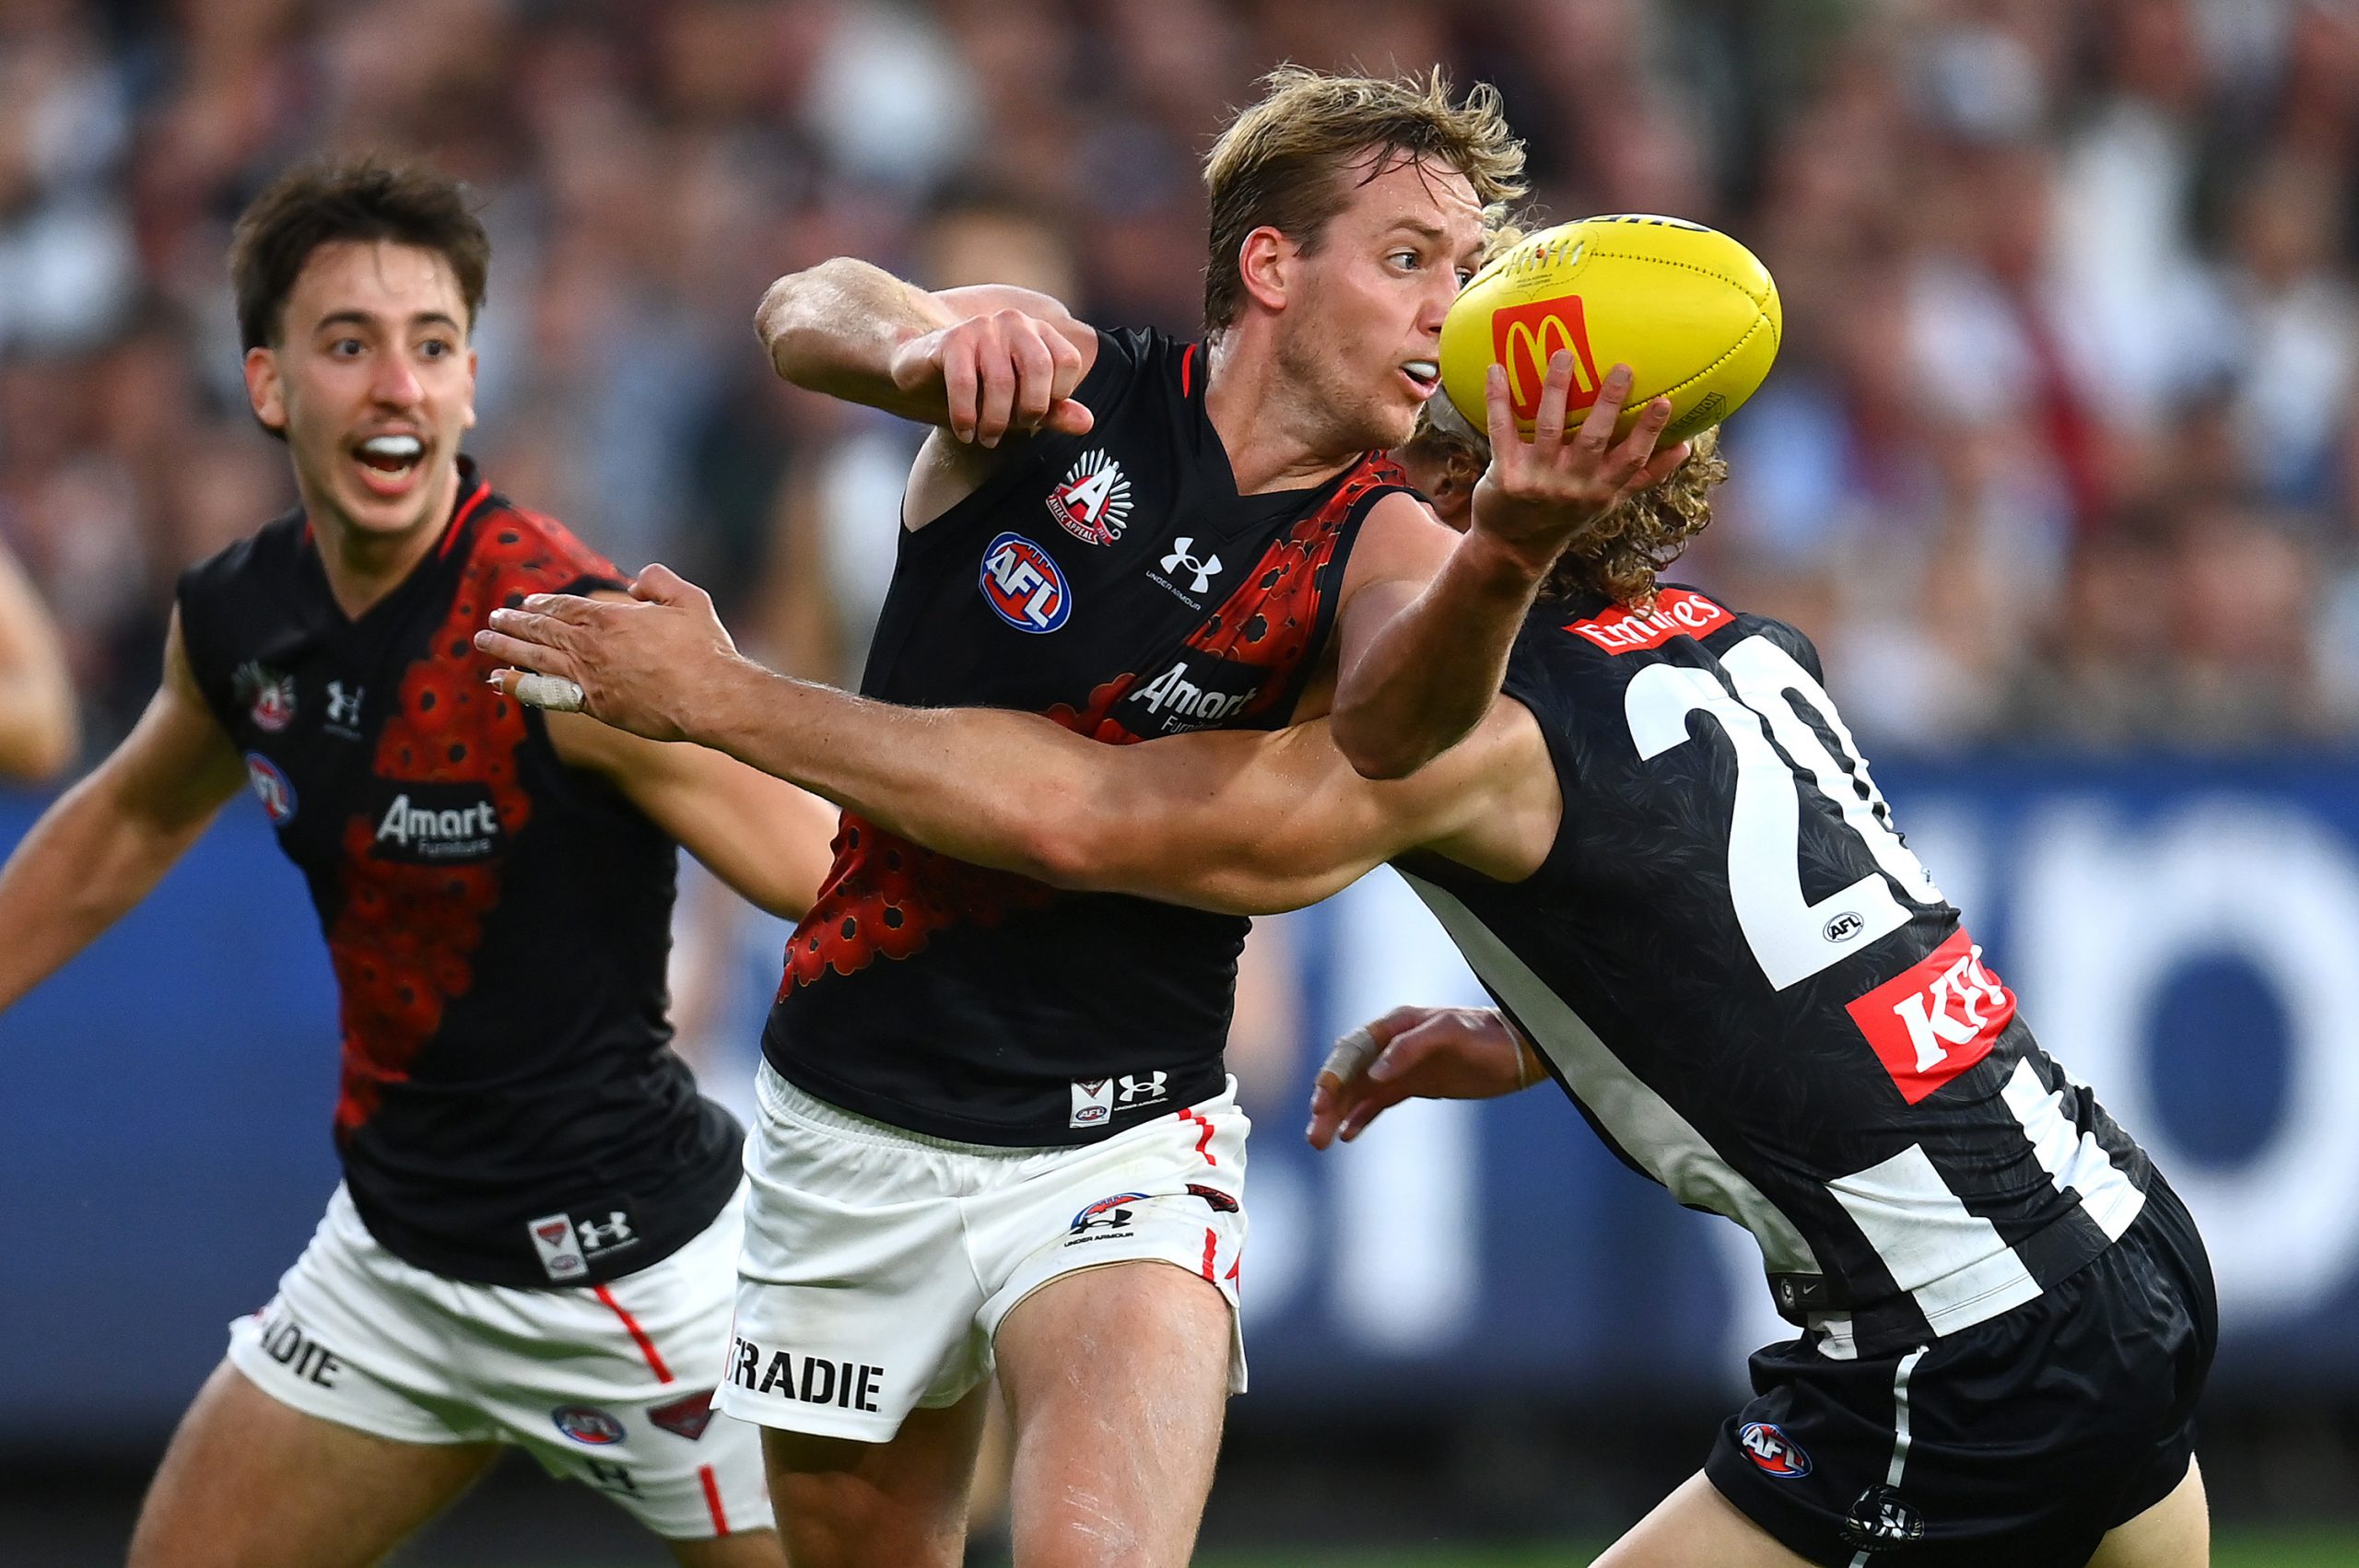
[{"xmin": 1493, "ymin": 297, "xmax": 1604, "ymax": 424}]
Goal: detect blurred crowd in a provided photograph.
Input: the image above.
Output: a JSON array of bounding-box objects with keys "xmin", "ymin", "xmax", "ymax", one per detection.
[{"xmin": 7, "ymin": 0, "xmax": 2359, "ymax": 756}]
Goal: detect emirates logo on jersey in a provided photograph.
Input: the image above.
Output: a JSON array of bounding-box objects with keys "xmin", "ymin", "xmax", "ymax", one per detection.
[
  {"xmin": 1046, "ymin": 450, "xmax": 1133, "ymax": 544},
  {"xmin": 1564, "ymin": 589, "xmax": 1731, "ymax": 654},
  {"xmin": 1845, "ymin": 930, "xmax": 2016, "ymax": 1104}
]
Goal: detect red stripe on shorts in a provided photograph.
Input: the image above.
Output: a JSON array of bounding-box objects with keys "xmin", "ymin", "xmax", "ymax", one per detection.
[
  {"xmin": 1200, "ymin": 1226, "xmax": 1218, "ymax": 1281},
  {"xmin": 1179, "ymin": 1106, "xmax": 1216, "ymax": 1164},
  {"xmin": 699, "ymin": 1464, "xmax": 730, "ymax": 1535},
  {"xmin": 593, "ymin": 1282, "xmax": 674, "ymax": 1383}
]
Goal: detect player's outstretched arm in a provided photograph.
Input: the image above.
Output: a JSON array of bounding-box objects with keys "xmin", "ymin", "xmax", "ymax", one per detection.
[
  {"xmin": 1306, "ymin": 1006, "xmax": 1543, "ymax": 1149},
  {"xmin": 1326, "ymin": 357, "xmax": 1684, "ymax": 781},
  {"xmin": 542, "ymin": 704, "xmax": 839, "ymax": 922},
  {"xmin": 475, "ymin": 568, "xmax": 1560, "ymax": 916},
  {"xmin": 0, "ymin": 544, "xmax": 78, "ymax": 780},
  {"xmin": 755, "ymin": 259, "xmax": 1098, "ymax": 447},
  {"xmin": 0, "ymin": 611, "xmax": 246, "ymax": 1012}
]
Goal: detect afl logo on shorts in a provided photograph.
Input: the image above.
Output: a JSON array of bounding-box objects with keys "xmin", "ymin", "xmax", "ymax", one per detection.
[
  {"xmin": 244, "ymin": 754, "xmax": 296, "ymax": 825},
  {"xmin": 980, "ymin": 532, "xmax": 1073, "ymax": 633},
  {"xmin": 1738, "ymin": 1421, "xmax": 1812, "ymax": 1479},
  {"xmin": 551, "ymin": 1405, "xmax": 626, "ymax": 1445}
]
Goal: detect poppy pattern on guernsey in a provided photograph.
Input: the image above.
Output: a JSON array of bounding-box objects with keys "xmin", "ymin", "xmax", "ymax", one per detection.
[
  {"xmin": 779, "ymin": 456, "xmax": 1400, "ymax": 993},
  {"xmin": 325, "ymin": 509, "xmax": 616, "ymax": 1139}
]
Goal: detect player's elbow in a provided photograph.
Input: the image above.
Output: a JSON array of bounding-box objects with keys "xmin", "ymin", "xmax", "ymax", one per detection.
[
  {"xmin": 1329, "ymin": 711, "xmax": 1448, "ymax": 783},
  {"xmin": 0, "ymin": 699, "xmax": 79, "ymax": 783},
  {"xmin": 753, "ymin": 261, "xmax": 856, "ymax": 382}
]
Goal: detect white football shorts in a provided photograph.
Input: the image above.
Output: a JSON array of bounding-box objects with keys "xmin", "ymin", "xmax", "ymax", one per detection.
[
  {"xmin": 722, "ymin": 1063, "xmax": 1250, "ymax": 1442},
  {"xmin": 226, "ymin": 1180, "xmax": 767, "ymax": 1541}
]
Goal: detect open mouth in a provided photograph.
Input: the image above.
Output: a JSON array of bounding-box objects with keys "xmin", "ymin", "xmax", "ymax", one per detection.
[
  {"xmin": 352, "ymin": 433, "xmax": 426, "ymax": 496},
  {"xmin": 1400, "ymin": 360, "xmax": 1440, "ymax": 400}
]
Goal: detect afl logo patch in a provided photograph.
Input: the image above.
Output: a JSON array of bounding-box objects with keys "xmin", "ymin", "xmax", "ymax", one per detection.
[
  {"xmin": 1737, "ymin": 1421, "xmax": 1812, "ymax": 1479},
  {"xmin": 244, "ymin": 754, "xmax": 296, "ymax": 825},
  {"xmin": 552, "ymin": 1405, "xmax": 626, "ymax": 1445},
  {"xmin": 980, "ymin": 532, "xmax": 1073, "ymax": 633}
]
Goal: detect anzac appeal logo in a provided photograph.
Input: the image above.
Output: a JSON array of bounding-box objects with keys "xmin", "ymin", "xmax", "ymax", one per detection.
[
  {"xmin": 1047, "ymin": 450, "xmax": 1133, "ymax": 544},
  {"xmin": 232, "ymin": 661, "xmax": 297, "ymax": 731},
  {"xmin": 1493, "ymin": 296, "xmax": 1603, "ymax": 425},
  {"xmin": 980, "ymin": 532, "xmax": 1073, "ymax": 633}
]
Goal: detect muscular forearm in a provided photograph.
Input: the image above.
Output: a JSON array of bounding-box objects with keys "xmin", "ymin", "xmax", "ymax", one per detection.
[
  {"xmin": 0, "ymin": 775, "xmax": 210, "ymax": 1012},
  {"xmin": 686, "ymin": 660, "xmax": 1112, "ymax": 887},
  {"xmin": 1328, "ymin": 530, "xmax": 1548, "ymax": 780},
  {"xmin": 754, "ymin": 257, "xmax": 945, "ymax": 408}
]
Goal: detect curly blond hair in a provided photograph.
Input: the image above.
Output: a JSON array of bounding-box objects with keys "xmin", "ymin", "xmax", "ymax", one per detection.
[{"xmin": 1203, "ymin": 65, "xmax": 1526, "ymax": 335}]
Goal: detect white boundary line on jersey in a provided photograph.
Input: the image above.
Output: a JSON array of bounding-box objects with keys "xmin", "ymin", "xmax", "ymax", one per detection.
[{"xmin": 1848, "ymin": 1345, "xmax": 1931, "ymax": 1568}]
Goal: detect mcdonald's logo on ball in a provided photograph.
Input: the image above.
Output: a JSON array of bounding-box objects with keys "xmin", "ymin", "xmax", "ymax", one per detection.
[
  {"xmin": 1492, "ymin": 297, "xmax": 1604, "ymax": 426},
  {"xmin": 1438, "ymin": 215, "xmax": 1783, "ymax": 445}
]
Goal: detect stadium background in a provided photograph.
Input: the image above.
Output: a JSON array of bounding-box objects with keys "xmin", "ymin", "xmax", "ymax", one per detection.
[{"xmin": 6, "ymin": 0, "xmax": 2359, "ymax": 1562}]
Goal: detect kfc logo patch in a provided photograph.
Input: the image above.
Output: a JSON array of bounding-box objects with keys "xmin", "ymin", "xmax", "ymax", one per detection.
[
  {"xmin": 1047, "ymin": 451, "xmax": 1133, "ymax": 544},
  {"xmin": 1494, "ymin": 296, "xmax": 1604, "ymax": 425},
  {"xmin": 1846, "ymin": 930, "xmax": 2016, "ymax": 1104},
  {"xmin": 1564, "ymin": 589, "xmax": 1732, "ymax": 654}
]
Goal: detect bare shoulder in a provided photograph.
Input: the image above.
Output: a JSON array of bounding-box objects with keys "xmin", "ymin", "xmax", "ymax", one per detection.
[{"xmin": 1341, "ymin": 488, "xmax": 1458, "ymax": 593}]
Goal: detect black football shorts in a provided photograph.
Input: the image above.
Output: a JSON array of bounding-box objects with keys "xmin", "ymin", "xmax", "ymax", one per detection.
[{"xmin": 1706, "ymin": 1176, "xmax": 2215, "ymax": 1567}]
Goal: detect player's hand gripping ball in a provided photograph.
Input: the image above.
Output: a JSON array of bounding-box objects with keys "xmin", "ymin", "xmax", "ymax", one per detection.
[{"xmin": 1439, "ymin": 215, "xmax": 1780, "ymax": 445}]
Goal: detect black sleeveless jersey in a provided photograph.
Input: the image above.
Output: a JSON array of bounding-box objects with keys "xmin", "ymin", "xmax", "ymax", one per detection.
[
  {"xmin": 766, "ymin": 327, "xmax": 1408, "ymax": 1144},
  {"xmin": 1402, "ymin": 586, "xmax": 2156, "ymax": 1359},
  {"xmin": 175, "ymin": 464, "xmax": 742, "ymax": 1289}
]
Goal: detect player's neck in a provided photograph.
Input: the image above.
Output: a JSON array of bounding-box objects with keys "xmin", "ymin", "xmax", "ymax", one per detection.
[
  {"xmin": 1203, "ymin": 334, "xmax": 1360, "ymax": 495},
  {"xmin": 302, "ymin": 460, "xmax": 463, "ymax": 620}
]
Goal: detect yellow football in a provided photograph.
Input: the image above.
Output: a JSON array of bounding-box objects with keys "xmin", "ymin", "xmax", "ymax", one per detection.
[{"xmin": 1438, "ymin": 214, "xmax": 1780, "ymax": 445}]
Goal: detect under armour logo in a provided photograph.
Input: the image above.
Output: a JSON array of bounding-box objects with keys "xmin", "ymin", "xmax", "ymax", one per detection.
[
  {"xmin": 1159, "ymin": 538, "xmax": 1223, "ymax": 594},
  {"xmin": 325, "ymin": 682, "xmax": 364, "ymax": 727},
  {"xmin": 1116, "ymin": 1071, "xmax": 1169, "ymax": 1105},
  {"xmin": 578, "ymin": 1211, "xmax": 635, "ymax": 1251}
]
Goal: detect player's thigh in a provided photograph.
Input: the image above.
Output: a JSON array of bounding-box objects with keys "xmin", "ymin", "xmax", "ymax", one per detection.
[
  {"xmin": 130, "ymin": 1360, "xmax": 498, "ymax": 1568},
  {"xmin": 1590, "ymin": 1471, "xmax": 1820, "ymax": 1568},
  {"xmin": 760, "ymin": 1386, "xmax": 990, "ymax": 1568},
  {"xmin": 993, "ymin": 1259, "xmax": 1233, "ymax": 1568},
  {"xmin": 2090, "ymin": 1457, "xmax": 2209, "ymax": 1568},
  {"xmin": 665, "ymin": 1525, "xmax": 787, "ymax": 1568}
]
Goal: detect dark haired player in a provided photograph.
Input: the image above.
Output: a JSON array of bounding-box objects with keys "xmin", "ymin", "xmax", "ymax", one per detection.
[
  {"xmin": 485, "ymin": 407, "xmax": 2215, "ymax": 1566},
  {"xmin": 0, "ymin": 162, "xmax": 829, "ymax": 1568},
  {"xmin": 485, "ymin": 67, "xmax": 1684, "ymax": 1568}
]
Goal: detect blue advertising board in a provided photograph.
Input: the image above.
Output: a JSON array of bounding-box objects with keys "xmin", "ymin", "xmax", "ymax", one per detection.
[{"xmin": 4, "ymin": 755, "xmax": 2356, "ymax": 1443}]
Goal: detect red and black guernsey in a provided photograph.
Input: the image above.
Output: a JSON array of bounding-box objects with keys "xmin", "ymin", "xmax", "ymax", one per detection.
[
  {"xmin": 175, "ymin": 462, "xmax": 741, "ymax": 1289},
  {"xmin": 766, "ymin": 326, "xmax": 1410, "ymax": 1144}
]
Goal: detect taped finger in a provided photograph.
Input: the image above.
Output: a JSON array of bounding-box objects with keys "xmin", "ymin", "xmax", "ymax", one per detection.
[{"xmin": 514, "ymin": 673, "xmax": 586, "ymax": 712}]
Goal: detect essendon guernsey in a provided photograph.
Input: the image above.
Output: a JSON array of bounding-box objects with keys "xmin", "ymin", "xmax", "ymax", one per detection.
[
  {"xmin": 1401, "ymin": 586, "xmax": 2157, "ymax": 1357},
  {"xmin": 175, "ymin": 462, "xmax": 740, "ymax": 1288},
  {"xmin": 765, "ymin": 328, "xmax": 1410, "ymax": 1144}
]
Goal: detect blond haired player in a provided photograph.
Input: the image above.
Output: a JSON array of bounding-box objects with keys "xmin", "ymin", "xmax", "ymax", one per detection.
[
  {"xmin": 479, "ymin": 67, "xmax": 1686, "ymax": 1568},
  {"xmin": 486, "ymin": 384, "xmax": 2216, "ymax": 1568}
]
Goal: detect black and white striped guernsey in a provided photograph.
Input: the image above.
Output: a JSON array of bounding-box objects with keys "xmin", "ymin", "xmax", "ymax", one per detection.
[{"xmin": 1402, "ymin": 584, "xmax": 2155, "ymax": 1359}]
